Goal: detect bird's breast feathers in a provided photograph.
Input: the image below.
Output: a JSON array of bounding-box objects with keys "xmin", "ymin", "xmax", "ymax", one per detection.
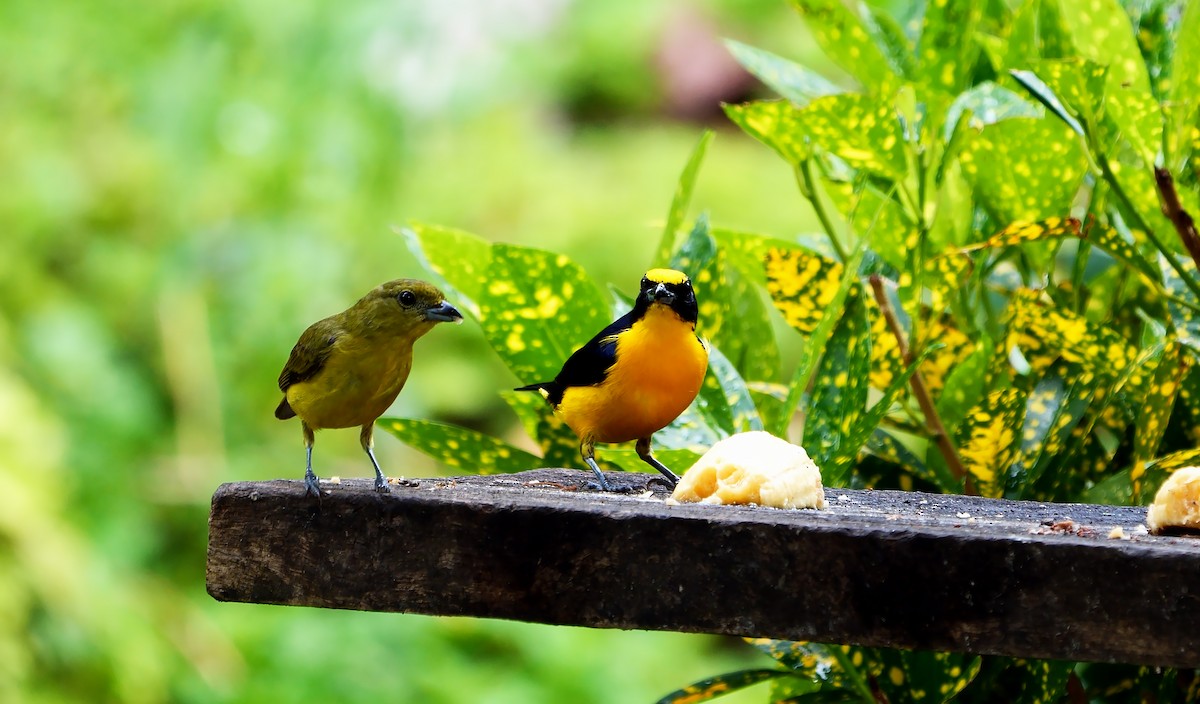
[
  {"xmin": 284, "ymin": 333, "xmax": 414, "ymax": 430},
  {"xmin": 557, "ymin": 303, "xmax": 708, "ymax": 443}
]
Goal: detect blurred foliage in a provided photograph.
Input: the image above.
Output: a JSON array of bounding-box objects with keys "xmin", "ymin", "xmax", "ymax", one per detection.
[
  {"xmin": 0, "ymin": 0, "xmax": 819, "ymax": 700},
  {"xmin": 374, "ymin": 0, "xmax": 1200, "ymax": 702}
]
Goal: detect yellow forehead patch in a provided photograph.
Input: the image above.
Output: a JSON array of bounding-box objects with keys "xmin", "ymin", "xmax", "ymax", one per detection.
[{"xmin": 644, "ymin": 268, "xmax": 690, "ymax": 285}]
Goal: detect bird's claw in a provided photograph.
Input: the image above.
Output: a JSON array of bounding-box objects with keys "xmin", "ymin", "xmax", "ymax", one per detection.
[
  {"xmin": 374, "ymin": 479, "xmax": 391, "ymax": 494},
  {"xmin": 304, "ymin": 476, "xmax": 322, "ymax": 498}
]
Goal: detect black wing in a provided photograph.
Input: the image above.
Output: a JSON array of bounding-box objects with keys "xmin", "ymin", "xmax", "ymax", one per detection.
[{"xmin": 514, "ymin": 311, "xmax": 635, "ymax": 407}]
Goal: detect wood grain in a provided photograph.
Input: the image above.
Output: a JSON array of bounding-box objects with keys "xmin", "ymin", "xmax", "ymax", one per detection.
[{"xmin": 206, "ymin": 469, "xmax": 1200, "ymax": 668}]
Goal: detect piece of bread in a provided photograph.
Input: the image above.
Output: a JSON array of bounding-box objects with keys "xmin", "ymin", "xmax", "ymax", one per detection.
[
  {"xmin": 670, "ymin": 431, "xmax": 826, "ymax": 509},
  {"xmin": 1147, "ymin": 466, "xmax": 1200, "ymax": 535}
]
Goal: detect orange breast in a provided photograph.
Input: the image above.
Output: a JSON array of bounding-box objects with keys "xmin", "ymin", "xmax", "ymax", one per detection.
[{"xmin": 556, "ymin": 304, "xmax": 708, "ymax": 444}]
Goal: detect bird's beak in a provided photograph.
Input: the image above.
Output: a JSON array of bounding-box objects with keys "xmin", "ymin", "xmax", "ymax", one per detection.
[
  {"xmin": 424, "ymin": 301, "xmax": 464, "ymax": 324},
  {"xmin": 652, "ymin": 282, "xmax": 675, "ymax": 303}
]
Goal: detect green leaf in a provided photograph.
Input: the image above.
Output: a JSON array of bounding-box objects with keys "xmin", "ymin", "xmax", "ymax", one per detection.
[
  {"xmin": 916, "ymin": 0, "xmax": 983, "ymax": 93},
  {"xmin": 798, "ymin": 93, "xmax": 908, "ymax": 181},
  {"xmin": 1064, "ymin": 0, "xmax": 1152, "ymax": 95},
  {"xmin": 1161, "ymin": 253, "xmax": 1200, "ymax": 350},
  {"xmin": 775, "ymin": 242, "xmax": 869, "ymax": 437},
  {"xmin": 655, "ymin": 131, "xmax": 714, "ymax": 267},
  {"xmin": 866, "ymin": 428, "xmax": 937, "ymax": 487},
  {"xmin": 499, "ymin": 389, "xmax": 546, "ymax": 447},
  {"xmin": 479, "ymin": 244, "xmax": 609, "ymax": 385},
  {"xmin": 1166, "ymin": 0, "xmax": 1200, "ymax": 168},
  {"xmin": 697, "ymin": 344, "xmax": 764, "ymax": 436},
  {"xmin": 803, "ymin": 290, "xmax": 871, "ymax": 484},
  {"xmin": 789, "ymin": 0, "xmax": 896, "ymax": 92},
  {"xmin": 655, "ymin": 669, "xmax": 790, "ymax": 704},
  {"xmin": 935, "ymin": 338, "xmax": 991, "ymax": 436},
  {"xmin": 1012, "ymin": 659, "xmax": 1075, "ymax": 703},
  {"xmin": 888, "ymin": 650, "xmax": 982, "ymax": 703},
  {"xmin": 379, "ymin": 418, "xmax": 541, "ymax": 474},
  {"xmin": 944, "ymin": 82, "xmax": 1043, "ymax": 141},
  {"xmin": 724, "ymin": 100, "xmax": 809, "ymax": 166},
  {"xmin": 1081, "ymin": 221, "xmax": 1162, "ymax": 285},
  {"xmin": 862, "ymin": 4, "xmax": 916, "ymax": 81},
  {"xmin": 399, "ymin": 222, "xmax": 492, "ymax": 320},
  {"xmin": 958, "ymin": 118, "xmax": 1087, "ymax": 223},
  {"xmin": 1017, "ymin": 366, "xmax": 1100, "ymax": 493},
  {"xmin": 1131, "ymin": 340, "xmax": 1183, "ymax": 500},
  {"xmin": 957, "ymin": 387, "xmax": 1027, "ymax": 497},
  {"xmin": 723, "ymin": 40, "xmax": 843, "ymax": 105},
  {"xmin": 1003, "ymin": 0, "xmax": 1075, "ymax": 67}
]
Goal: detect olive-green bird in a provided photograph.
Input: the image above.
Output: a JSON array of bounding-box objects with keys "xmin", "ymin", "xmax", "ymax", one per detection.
[{"xmin": 275, "ymin": 279, "xmax": 462, "ymax": 496}]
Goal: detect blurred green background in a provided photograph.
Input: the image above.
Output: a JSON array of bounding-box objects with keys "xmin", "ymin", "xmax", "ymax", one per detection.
[{"xmin": 0, "ymin": 0, "xmax": 831, "ymax": 701}]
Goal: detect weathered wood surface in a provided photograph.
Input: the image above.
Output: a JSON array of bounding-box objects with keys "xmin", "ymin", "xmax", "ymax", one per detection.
[{"xmin": 207, "ymin": 469, "xmax": 1200, "ymax": 668}]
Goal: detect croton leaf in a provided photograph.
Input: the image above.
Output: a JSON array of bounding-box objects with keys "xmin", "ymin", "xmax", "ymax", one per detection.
[
  {"xmin": 796, "ymin": 93, "xmax": 908, "ymax": 181},
  {"xmin": 1131, "ymin": 340, "xmax": 1184, "ymax": 500},
  {"xmin": 915, "ymin": 0, "xmax": 982, "ymax": 94},
  {"xmin": 958, "ymin": 118, "xmax": 1087, "ymax": 223},
  {"xmin": 803, "ymin": 290, "xmax": 871, "ymax": 484},
  {"xmin": 890, "ymin": 650, "xmax": 982, "ymax": 703},
  {"xmin": 654, "ymin": 131, "xmax": 713, "ymax": 267},
  {"xmin": 944, "ymin": 82, "xmax": 1043, "ymax": 141},
  {"xmin": 378, "ymin": 418, "xmax": 541, "ymax": 474},
  {"xmin": 479, "ymin": 244, "xmax": 609, "ymax": 385},
  {"xmin": 1012, "ymin": 659, "xmax": 1075, "ymax": 703},
  {"xmin": 724, "ymin": 100, "xmax": 809, "ymax": 166},
  {"xmin": 655, "ymin": 669, "xmax": 791, "ymax": 704},
  {"xmin": 1062, "ymin": 0, "xmax": 1152, "ymax": 95},
  {"xmin": 724, "ymin": 39, "xmax": 843, "ymax": 106},
  {"xmin": 399, "ymin": 222, "xmax": 492, "ymax": 320},
  {"xmin": 788, "ymin": 0, "xmax": 896, "ymax": 92},
  {"xmin": 764, "ymin": 246, "xmax": 845, "ymax": 335},
  {"xmin": 957, "ymin": 387, "xmax": 1027, "ymax": 498}
]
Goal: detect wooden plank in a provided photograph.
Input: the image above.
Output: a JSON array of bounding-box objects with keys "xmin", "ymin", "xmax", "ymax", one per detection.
[{"xmin": 206, "ymin": 469, "xmax": 1200, "ymax": 668}]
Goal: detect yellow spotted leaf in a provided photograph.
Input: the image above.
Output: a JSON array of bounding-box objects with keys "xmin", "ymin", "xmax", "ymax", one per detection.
[
  {"xmin": 655, "ymin": 669, "xmax": 788, "ymax": 704},
  {"xmin": 724, "ymin": 101, "xmax": 809, "ymax": 165},
  {"xmin": 379, "ymin": 418, "xmax": 540, "ymax": 474},
  {"xmin": 959, "ymin": 118, "xmax": 1087, "ymax": 223},
  {"xmin": 789, "ymin": 0, "xmax": 895, "ymax": 92},
  {"xmin": 803, "ymin": 290, "xmax": 871, "ymax": 484},
  {"xmin": 957, "ymin": 387, "xmax": 1026, "ymax": 497},
  {"xmin": 480, "ymin": 243, "xmax": 609, "ymax": 385},
  {"xmin": 764, "ymin": 246, "xmax": 844, "ymax": 334},
  {"xmin": 796, "ymin": 93, "xmax": 908, "ymax": 180},
  {"xmin": 400, "ymin": 222, "xmax": 492, "ymax": 320},
  {"xmin": 1131, "ymin": 341, "xmax": 1184, "ymax": 500}
]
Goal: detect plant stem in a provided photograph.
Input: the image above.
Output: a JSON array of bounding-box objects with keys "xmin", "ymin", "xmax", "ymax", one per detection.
[
  {"xmin": 1154, "ymin": 166, "xmax": 1200, "ymax": 271},
  {"xmin": 868, "ymin": 275, "xmax": 973, "ymax": 494},
  {"xmin": 796, "ymin": 160, "xmax": 849, "ymax": 261},
  {"xmin": 1094, "ymin": 149, "xmax": 1200, "ymax": 303}
]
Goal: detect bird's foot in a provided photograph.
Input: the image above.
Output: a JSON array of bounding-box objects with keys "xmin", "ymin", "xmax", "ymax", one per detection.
[
  {"xmin": 647, "ymin": 476, "xmax": 678, "ymax": 492},
  {"xmin": 584, "ymin": 479, "xmax": 637, "ymax": 493},
  {"xmin": 304, "ymin": 475, "xmax": 322, "ymax": 498},
  {"xmin": 374, "ymin": 477, "xmax": 392, "ymax": 494}
]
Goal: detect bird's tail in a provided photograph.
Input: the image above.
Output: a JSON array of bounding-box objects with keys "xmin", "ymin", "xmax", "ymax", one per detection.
[{"xmin": 275, "ymin": 397, "xmax": 297, "ymax": 420}]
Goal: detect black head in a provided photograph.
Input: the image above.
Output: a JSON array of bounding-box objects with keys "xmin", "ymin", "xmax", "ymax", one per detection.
[{"xmin": 636, "ymin": 268, "xmax": 698, "ymax": 324}]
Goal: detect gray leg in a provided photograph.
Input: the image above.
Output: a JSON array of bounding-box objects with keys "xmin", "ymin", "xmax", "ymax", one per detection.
[
  {"xmin": 303, "ymin": 422, "xmax": 320, "ymax": 498},
  {"xmin": 636, "ymin": 436, "xmax": 680, "ymax": 488},
  {"xmin": 581, "ymin": 439, "xmax": 613, "ymax": 491},
  {"xmin": 361, "ymin": 423, "xmax": 390, "ymax": 493}
]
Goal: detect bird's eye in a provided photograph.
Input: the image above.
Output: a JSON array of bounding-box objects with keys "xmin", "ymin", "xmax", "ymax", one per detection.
[{"xmin": 398, "ymin": 290, "xmax": 417, "ymax": 307}]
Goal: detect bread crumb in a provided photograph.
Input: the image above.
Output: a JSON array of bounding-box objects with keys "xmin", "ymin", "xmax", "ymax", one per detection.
[
  {"xmin": 1147, "ymin": 467, "xmax": 1200, "ymax": 535},
  {"xmin": 1108, "ymin": 526, "xmax": 1125, "ymax": 539},
  {"xmin": 671, "ymin": 431, "xmax": 826, "ymax": 509}
]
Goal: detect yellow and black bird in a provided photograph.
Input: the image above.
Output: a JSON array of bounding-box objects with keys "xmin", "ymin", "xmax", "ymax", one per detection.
[
  {"xmin": 516, "ymin": 268, "xmax": 708, "ymax": 490},
  {"xmin": 275, "ymin": 279, "xmax": 462, "ymax": 496}
]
